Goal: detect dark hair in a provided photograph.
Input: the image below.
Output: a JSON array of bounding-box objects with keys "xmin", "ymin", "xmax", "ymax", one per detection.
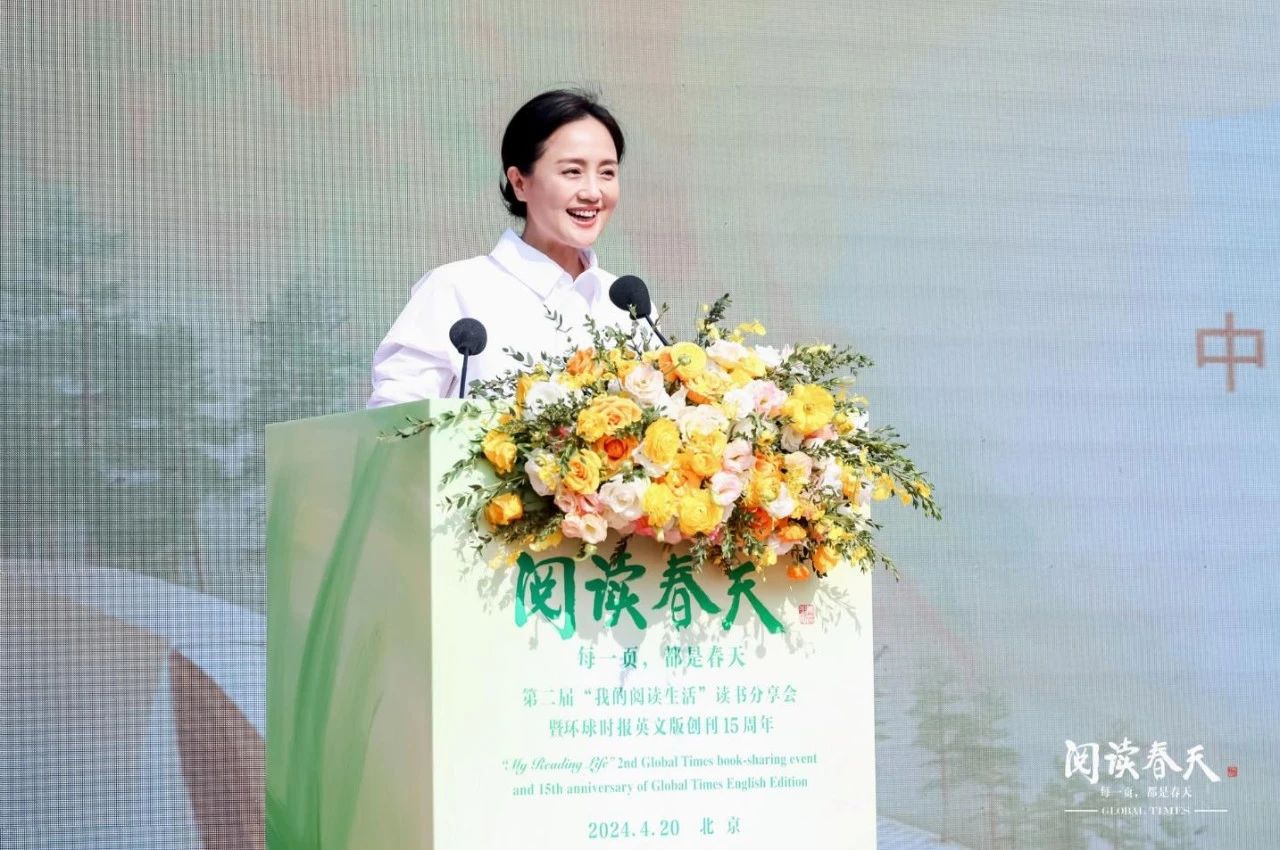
[{"xmin": 500, "ymin": 89, "xmax": 626, "ymax": 218}]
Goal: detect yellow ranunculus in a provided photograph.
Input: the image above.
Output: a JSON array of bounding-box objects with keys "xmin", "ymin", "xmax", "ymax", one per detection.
[
  {"xmin": 481, "ymin": 430, "xmax": 518, "ymax": 475},
  {"xmin": 812, "ymin": 545, "xmax": 840, "ymax": 575},
  {"xmin": 485, "ymin": 492, "xmax": 524, "ymax": 527},
  {"xmin": 677, "ymin": 488, "xmax": 721, "ymax": 537},
  {"xmin": 641, "ymin": 418, "xmax": 681, "ymax": 467},
  {"xmin": 642, "ymin": 481, "xmax": 678, "ymax": 528},
  {"xmin": 563, "ymin": 450, "xmax": 604, "ymax": 494},
  {"xmin": 678, "ymin": 430, "xmax": 727, "ymax": 480},
  {"xmin": 576, "ymin": 395, "xmax": 642, "ymax": 443},
  {"xmin": 781, "ymin": 384, "xmax": 835, "ymax": 436},
  {"xmin": 658, "ymin": 342, "xmax": 708, "ymax": 383},
  {"xmin": 743, "ymin": 455, "xmax": 782, "ymax": 508}
]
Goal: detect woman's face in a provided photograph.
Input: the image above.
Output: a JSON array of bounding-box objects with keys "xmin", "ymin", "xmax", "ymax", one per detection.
[{"xmin": 507, "ymin": 117, "xmax": 619, "ymax": 257}]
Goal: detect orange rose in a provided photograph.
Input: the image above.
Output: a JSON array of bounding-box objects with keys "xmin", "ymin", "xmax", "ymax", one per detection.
[
  {"xmin": 566, "ymin": 347, "xmax": 597, "ymax": 375},
  {"xmin": 485, "ymin": 492, "xmax": 524, "ymax": 527},
  {"xmin": 594, "ymin": 433, "xmax": 638, "ymax": 464},
  {"xmin": 786, "ymin": 564, "xmax": 811, "ymax": 581}
]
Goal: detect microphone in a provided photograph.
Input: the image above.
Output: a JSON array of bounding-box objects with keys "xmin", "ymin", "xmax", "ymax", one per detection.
[
  {"xmin": 448, "ymin": 318, "xmax": 487, "ymax": 399},
  {"xmin": 609, "ymin": 275, "xmax": 669, "ymax": 346}
]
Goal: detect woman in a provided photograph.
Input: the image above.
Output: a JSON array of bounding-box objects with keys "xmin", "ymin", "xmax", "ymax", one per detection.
[{"xmin": 368, "ymin": 89, "xmax": 634, "ymax": 405}]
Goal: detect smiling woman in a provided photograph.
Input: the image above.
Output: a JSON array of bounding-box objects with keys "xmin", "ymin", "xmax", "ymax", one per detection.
[{"xmin": 368, "ymin": 90, "xmax": 634, "ymax": 405}]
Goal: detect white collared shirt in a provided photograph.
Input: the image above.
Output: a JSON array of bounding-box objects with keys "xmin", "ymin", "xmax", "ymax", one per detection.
[{"xmin": 368, "ymin": 229, "xmax": 635, "ymax": 405}]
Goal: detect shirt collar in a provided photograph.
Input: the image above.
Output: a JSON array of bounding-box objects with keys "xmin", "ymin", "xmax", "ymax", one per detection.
[{"xmin": 490, "ymin": 228, "xmax": 600, "ymax": 300}]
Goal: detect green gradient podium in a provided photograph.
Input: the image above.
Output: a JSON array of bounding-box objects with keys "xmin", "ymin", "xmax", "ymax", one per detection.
[{"xmin": 267, "ymin": 401, "xmax": 877, "ymax": 849}]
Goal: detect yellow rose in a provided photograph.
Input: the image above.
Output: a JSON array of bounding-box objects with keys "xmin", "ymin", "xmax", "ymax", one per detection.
[
  {"xmin": 562, "ymin": 450, "xmax": 603, "ymax": 494},
  {"xmin": 781, "ymin": 384, "xmax": 835, "ymax": 436},
  {"xmin": 576, "ymin": 395, "xmax": 642, "ymax": 442},
  {"xmin": 658, "ymin": 341, "xmax": 708, "ymax": 383},
  {"xmin": 812, "ymin": 545, "xmax": 840, "ymax": 575},
  {"xmin": 485, "ymin": 492, "xmax": 524, "ymax": 527},
  {"xmin": 515, "ymin": 374, "xmax": 542, "ymax": 409},
  {"xmin": 684, "ymin": 369, "xmax": 727, "ymax": 403},
  {"xmin": 677, "ymin": 487, "xmax": 721, "ymax": 537},
  {"xmin": 481, "ymin": 430, "xmax": 518, "ymax": 475},
  {"xmin": 575, "ymin": 408, "xmax": 609, "ymax": 443},
  {"xmin": 642, "ymin": 481, "xmax": 678, "ymax": 528},
  {"xmin": 641, "ymin": 418, "xmax": 681, "ymax": 467}
]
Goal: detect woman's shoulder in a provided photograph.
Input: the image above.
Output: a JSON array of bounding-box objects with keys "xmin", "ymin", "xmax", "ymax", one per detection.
[{"xmin": 409, "ymin": 252, "xmax": 499, "ymax": 296}]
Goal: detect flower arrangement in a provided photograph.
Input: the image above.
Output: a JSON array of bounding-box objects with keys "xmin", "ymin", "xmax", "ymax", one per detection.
[{"xmin": 402, "ymin": 296, "xmax": 939, "ymax": 580}]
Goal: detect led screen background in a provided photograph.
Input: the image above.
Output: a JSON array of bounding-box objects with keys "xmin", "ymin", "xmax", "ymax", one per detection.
[{"xmin": 2, "ymin": 2, "xmax": 1278, "ymax": 847}]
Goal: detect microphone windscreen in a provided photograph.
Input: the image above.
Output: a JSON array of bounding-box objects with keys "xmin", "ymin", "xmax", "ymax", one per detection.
[
  {"xmin": 448, "ymin": 318, "xmax": 488, "ymax": 356},
  {"xmin": 609, "ymin": 275, "xmax": 652, "ymax": 319}
]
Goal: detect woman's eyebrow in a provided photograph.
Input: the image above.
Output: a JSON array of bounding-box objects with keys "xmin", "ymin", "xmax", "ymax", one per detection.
[{"xmin": 556, "ymin": 157, "xmax": 619, "ymax": 166}]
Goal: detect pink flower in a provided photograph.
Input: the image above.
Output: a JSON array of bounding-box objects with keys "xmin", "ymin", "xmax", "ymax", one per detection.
[
  {"xmin": 721, "ymin": 439, "xmax": 754, "ymax": 475},
  {"xmin": 749, "ymin": 380, "xmax": 787, "ymax": 416},
  {"xmin": 561, "ymin": 512, "xmax": 608, "ymax": 544},
  {"xmin": 710, "ymin": 470, "xmax": 745, "ymax": 506}
]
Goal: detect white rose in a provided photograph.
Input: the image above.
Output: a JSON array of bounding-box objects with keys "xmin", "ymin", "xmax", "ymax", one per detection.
[
  {"xmin": 598, "ymin": 479, "xmax": 648, "ymax": 528},
  {"xmin": 765, "ymin": 484, "xmax": 797, "ymax": 520},
  {"xmin": 676, "ymin": 403, "xmax": 729, "ymax": 440},
  {"xmin": 523, "ymin": 380, "xmax": 570, "ymax": 417},
  {"xmin": 660, "ymin": 385, "xmax": 689, "ymax": 418},
  {"xmin": 752, "ymin": 345, "xmax": 784, "ymax": 369},
  {"xmin": 621, "ymin": 364, "xmax": 671, "ymax": 408},
  {"xmin": 706, "ymin": 339, "xmax": 748, "ymax": 367},
  {"xmin": 562, "ymin": 512, "xmax": 608, "ymax": 544},
  {"xmin": 579, "ymin": 513, "xmax": 608, "ymax": 544},
  {"xmin": 710, "ymin": 471, "xmax": 745, "ymax": 506}
]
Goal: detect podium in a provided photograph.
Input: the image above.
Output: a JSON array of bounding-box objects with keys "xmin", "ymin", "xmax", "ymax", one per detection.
[{"xmin": 266, "ymin": 401, "xmax": 876, "ymax": 849}]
